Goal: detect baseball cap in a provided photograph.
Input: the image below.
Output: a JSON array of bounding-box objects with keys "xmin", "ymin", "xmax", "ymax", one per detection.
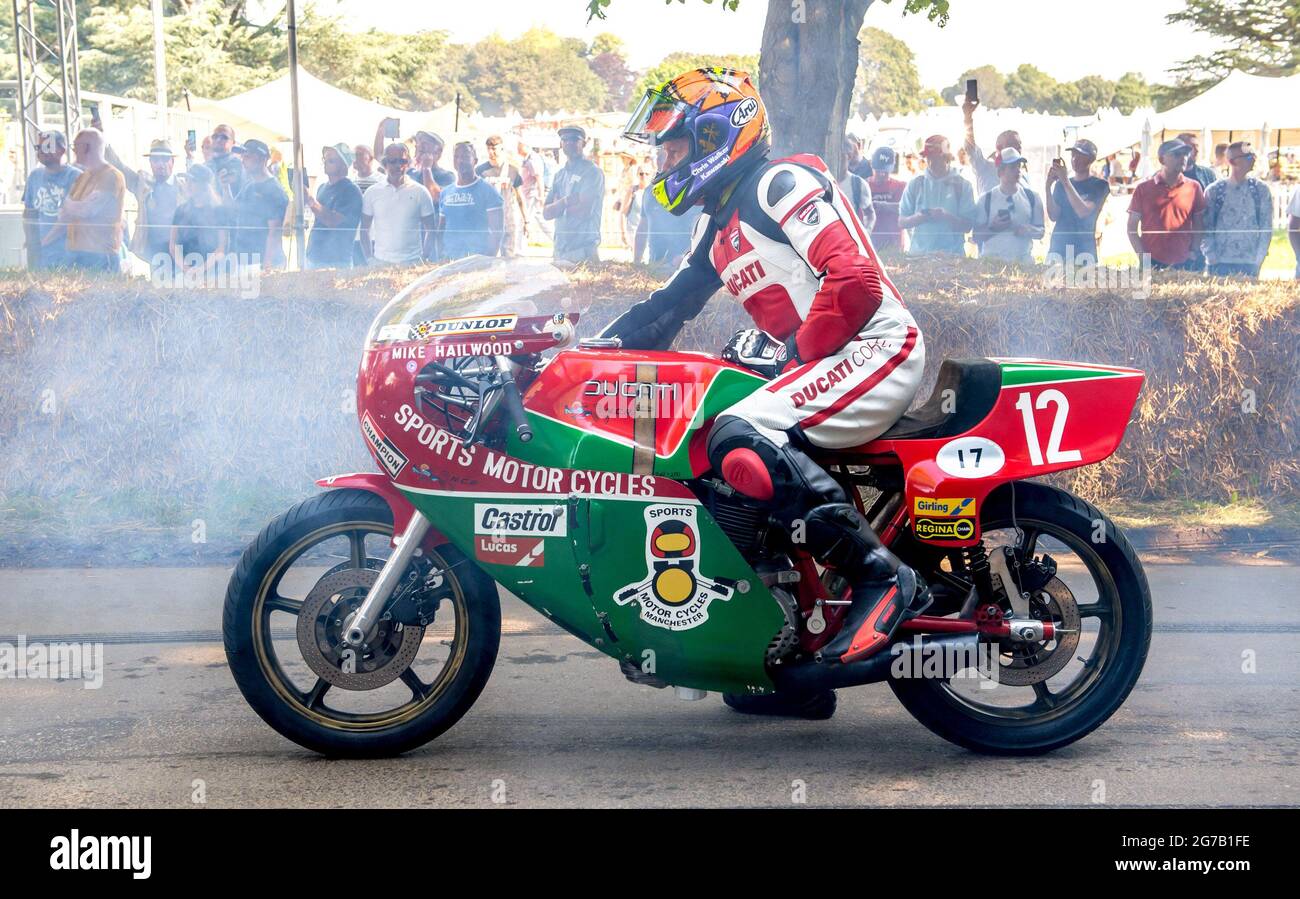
[
  {"xmin": 1069, "ymin": 138, "xmax": 1098, "ymax": 159},
  {"xmin": 233, "ymin": 138, "xmax": 270, "ymax": 158},
  {"xmin": 413, "ymin": 130, "xmax": 444, "ymax": 149},
  {"xmin": 37, "ymin": 130, "xmax": 67, "ymax": 152},
  {"xmin": 870, "ymin": 146, "xmax": 897, "ymax": 171},
  {"xmin": 325, "ymin": 142, "xmax": 354, "ymax": 167},
  {"xmin": 1157, "ymin": 138, "xmax": 1192, "ymax": 160},
  {"xmin": 920, "ymin": 134, "xmax": 950, "ymax": 157}
]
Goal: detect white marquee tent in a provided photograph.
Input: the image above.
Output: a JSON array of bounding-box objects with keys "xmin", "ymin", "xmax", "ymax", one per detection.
[
  {"xmin": 188, "ymin": 67, "xmax": 466, "ymax": 156},
  {"xmin": 1154, "ymin": 71, "xmax": 1300, "ymax": 135}
]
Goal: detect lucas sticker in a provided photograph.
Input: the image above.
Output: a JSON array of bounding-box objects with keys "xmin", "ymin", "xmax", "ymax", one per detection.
[{"xmin": 613, "ymin": 504, "xmax": 735, "ymax": 631}]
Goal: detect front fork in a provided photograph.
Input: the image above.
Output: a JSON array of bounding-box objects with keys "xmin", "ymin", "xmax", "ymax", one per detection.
[{"xmin": 342, "ymin": 510, "xmax": 432, "ymax": 647}]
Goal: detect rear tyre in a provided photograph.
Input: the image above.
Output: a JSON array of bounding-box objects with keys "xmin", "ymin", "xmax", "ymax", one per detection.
[
  {"xmin": 890, "ymin": 482, "xmax": 1152, "ymax": 755},
  {"xmin": 223, "ymin": 489, "xmax": 500, "ymax": 757}
]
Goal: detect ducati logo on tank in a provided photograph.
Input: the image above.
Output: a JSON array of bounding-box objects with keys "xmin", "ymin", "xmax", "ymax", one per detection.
[{"xmin": 613, "ymin": 504, "xmax": 735, "ymax": 631}]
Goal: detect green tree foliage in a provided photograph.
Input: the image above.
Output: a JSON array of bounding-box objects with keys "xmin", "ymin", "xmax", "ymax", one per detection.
[
  {"xmin": 852, "ymin": 27, "xmax": 924, "ymax": 117},
  {"xmin": 1005, "ymin": 64, "xmax": 1058, "ymax": 112},
  {"xmin": 1111, "ymin": 72, "xmax": 1153, "ymax": 114},
  {"xmin": 1167, "ymin": 0, "xmax": 1299, "ymax": 93},
  {"xmin": 585, "ymin": 33, "xmax": 638, "ymax": 110},
  {"xmin": 460, "ymin": 28, "xmax": 607, "ymax": 116}
]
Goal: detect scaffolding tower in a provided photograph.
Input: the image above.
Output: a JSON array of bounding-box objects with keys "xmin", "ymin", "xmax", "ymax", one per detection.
[{"xmin": 11, "ymin": 0, "xmax": 81, "ymax": 179}]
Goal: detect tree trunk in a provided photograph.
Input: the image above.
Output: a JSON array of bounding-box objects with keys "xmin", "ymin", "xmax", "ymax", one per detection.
[{"xmin": 758, "ymin": 0, "xmax": 872, "ymax": 177}]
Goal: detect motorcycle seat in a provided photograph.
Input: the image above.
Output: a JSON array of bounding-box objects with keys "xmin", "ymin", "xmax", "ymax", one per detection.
[{"xmin": 873, "ymin": 358, "xmax": 1002, "ymax": 441}]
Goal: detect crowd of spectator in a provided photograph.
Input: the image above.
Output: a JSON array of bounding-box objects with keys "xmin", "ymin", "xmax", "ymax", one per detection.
[
  {"xmin": 19, "ymin": 115, "xmax": 711, "ymax": 276},
  {"xmin": 19, "ymin": 105, "xmax": 1300, "ymax": 282},
  {"xmin": 841, "ymin": 95, "xmax": 1300, "ymax": 280}
]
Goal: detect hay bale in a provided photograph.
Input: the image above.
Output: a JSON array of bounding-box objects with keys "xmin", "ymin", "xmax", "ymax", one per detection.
[{"xmin": 0, "ymin": 256, "xmax": 1295, "ymax": 562}]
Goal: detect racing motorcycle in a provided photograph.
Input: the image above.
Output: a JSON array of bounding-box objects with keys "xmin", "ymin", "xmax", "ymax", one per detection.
[{"xmin": 224, "ymin": 258, "xmax": 1152, "ymax": 757}]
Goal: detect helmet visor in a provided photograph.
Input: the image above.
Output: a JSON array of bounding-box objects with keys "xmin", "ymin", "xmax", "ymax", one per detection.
[{"xmin": 623, "ymin": 89, "xmax": 691, "ymax": 145}]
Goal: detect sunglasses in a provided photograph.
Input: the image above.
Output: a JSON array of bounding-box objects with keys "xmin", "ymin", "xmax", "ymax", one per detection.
[{"xmin": 1228, "ymin": 153, "xmax": 1256, "ymax": 163}]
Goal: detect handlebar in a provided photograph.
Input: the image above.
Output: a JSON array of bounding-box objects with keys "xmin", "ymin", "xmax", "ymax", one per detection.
[{"xmin": 495, "ymin": 356, "xmax": 533, "ymax": 443}]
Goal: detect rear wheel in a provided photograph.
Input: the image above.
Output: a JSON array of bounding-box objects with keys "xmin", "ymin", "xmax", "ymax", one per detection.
[
  {"xmin": 223, "ymin": 489, "xmax": 500, "ymax": 757},
  {"xmin": 890, "ymin": 482, "xmax": 1152, "ymax": 755}
]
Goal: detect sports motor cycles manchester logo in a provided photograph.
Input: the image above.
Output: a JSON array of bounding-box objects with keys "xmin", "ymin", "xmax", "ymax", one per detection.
[{"xmin": 614, "ymin": 504, "xmax": 735, "ymax": 631}]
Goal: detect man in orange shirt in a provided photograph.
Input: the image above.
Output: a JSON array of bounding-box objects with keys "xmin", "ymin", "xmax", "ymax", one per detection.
[
  {"xmin": 1127, "ymin": 138, "xmax": 1206, "ymax": 272},
  {"xmin": 54, "ymin": 129, "xmax": 126, "ymax": 272}
]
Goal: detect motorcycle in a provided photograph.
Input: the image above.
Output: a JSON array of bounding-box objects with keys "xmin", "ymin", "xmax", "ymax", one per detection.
[{"xmin": 224, "ymin": 257, "xmax": 1152, "ymax": 757}]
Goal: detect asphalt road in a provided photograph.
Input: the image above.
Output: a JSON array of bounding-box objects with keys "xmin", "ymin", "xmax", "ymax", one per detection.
[{"xmin": 1, "ymin": 559, "xmax": 1297, "ymax": 808}]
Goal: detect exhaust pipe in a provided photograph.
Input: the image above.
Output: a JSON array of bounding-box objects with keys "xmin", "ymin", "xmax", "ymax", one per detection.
[{"xmin": 773, "ymin": 633, "xmax": 981, "ymax": 693}]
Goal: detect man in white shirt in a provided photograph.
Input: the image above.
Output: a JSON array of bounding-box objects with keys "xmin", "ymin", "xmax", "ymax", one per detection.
[
  {"xmin": 973, "ymin": 147, "xmax": 1045, "ymax": 265},
  {"xmin": 359, "ymin": 143, "xmax": 436, "ymax": 265}
]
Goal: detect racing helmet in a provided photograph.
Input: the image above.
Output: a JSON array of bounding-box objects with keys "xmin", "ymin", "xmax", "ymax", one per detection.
[{"xmin": 623, "ymin": 67, "xmax": 769, "ymax": 216}]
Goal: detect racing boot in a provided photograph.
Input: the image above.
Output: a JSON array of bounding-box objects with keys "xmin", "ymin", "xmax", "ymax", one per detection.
[
  {"xmin": 709, "ymin": 415, "xmax": 846, "ymax": 719},
  {"xmin": 812, "ymin": 503, "xmax": 931, "ymax": 662}
]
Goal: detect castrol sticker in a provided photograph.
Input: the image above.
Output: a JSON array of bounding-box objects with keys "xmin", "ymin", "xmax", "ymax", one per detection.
[{"xmin": 474, "ymin": 503, "xmax": 567, "ymax": 538}]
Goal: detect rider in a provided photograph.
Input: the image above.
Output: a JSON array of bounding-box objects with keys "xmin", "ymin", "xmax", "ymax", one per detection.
[{"xmin": 603, "ymin": 68, "xmax": 930, "ymax": 719}]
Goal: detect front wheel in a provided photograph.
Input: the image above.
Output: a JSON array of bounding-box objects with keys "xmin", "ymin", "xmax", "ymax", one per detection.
[
  {"xmin": 891, "ymin": 482, "xmax": 1152, "ymax": 755},
  {"xmin": 223, "ymin": 488, "xmax": 500, "ymax": 757}
]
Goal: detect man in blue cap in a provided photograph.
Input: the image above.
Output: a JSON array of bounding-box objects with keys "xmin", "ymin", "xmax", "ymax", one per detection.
[{"xmin": 231, "ymin": 138, "xmax": 289, "ymax": 271}]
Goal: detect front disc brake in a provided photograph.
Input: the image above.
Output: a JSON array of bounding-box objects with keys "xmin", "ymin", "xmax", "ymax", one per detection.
[
  {"xmin": 296, "ymin": 568, "xmax": 424, "ymax": 691},
  {"xmin": 997, "ymin": 576, "xmax": 1081, "ymax": 686}
]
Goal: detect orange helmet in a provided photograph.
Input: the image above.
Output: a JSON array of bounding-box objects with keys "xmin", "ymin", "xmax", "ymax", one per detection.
[{"xmin": 623, "ymin": 67, "xmax": 769, "ymax": 215}]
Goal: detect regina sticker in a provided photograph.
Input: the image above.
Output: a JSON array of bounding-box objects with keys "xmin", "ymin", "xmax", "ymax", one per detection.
[
  {"xmin": 613, "ymin": 504, "xmax": 735, "ymax": 631},
  {"xmin": 914, "ymin": 517, "xmax": 977, "ymax": 540}
]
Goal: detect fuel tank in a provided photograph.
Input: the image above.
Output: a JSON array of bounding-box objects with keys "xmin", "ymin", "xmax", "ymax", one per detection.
[{"xmin": 508, "ymin": 349, "xmax": 766, "ymax": 478}]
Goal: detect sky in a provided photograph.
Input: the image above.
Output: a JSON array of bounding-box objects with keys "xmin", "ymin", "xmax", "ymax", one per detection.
[{"xmin": 326, "ymin": 0, "xmax": 1223, "ymax": 88}]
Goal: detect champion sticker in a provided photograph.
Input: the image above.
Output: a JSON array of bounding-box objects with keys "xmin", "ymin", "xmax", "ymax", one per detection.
[
  {"xmin": 613, "ymin": 504, "xmax": 734, "ymax": 631},
  {"xmin": 361, "ymin": 412, "xmax": 408, "ymax": 479}
]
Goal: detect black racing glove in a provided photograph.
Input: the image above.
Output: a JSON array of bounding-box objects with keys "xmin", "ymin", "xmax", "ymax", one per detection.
[{"xmin": 720, "ymin": 328, "xmax": 792, "ymax": 380}]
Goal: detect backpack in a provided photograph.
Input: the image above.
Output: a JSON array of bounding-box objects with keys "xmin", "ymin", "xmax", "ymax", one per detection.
[
  {"xmin": 1210, "ymin": 178, "xmax": 1266, "ymax": 232},
  {"xmin": 977, "ymin": 186, "xmax": 1037, "ymax": 245}
]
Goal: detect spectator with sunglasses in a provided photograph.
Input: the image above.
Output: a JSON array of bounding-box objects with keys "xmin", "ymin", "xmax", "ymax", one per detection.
[
  {"xmin": 1202, "ymin": 141, "xmax": 1273, "ymax": 279},
  {"xmin": 972, "ymin": 147, "xmax": 1044, "ymax": 264},
  {"xmin": 207, "ymin": 124, "xmax": 245, "ymax": 203},
  {"xmin": 358, "ymin": 143, "xmax": 436, "ymax": 265}
]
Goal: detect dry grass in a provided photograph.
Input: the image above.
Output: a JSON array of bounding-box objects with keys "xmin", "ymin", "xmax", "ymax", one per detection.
[{"xmin": 0, "ymin": 255, "xmax": 1296, "ymax": 557}]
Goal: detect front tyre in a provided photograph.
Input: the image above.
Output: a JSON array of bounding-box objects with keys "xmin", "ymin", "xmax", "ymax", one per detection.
[
  {"xmin": 891, "ymin": 482, "xmax": 1152, "ymax": 755},
  {"xmin": 223, "ymin": 489, "xmax": 500, "ymax": 757}
]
